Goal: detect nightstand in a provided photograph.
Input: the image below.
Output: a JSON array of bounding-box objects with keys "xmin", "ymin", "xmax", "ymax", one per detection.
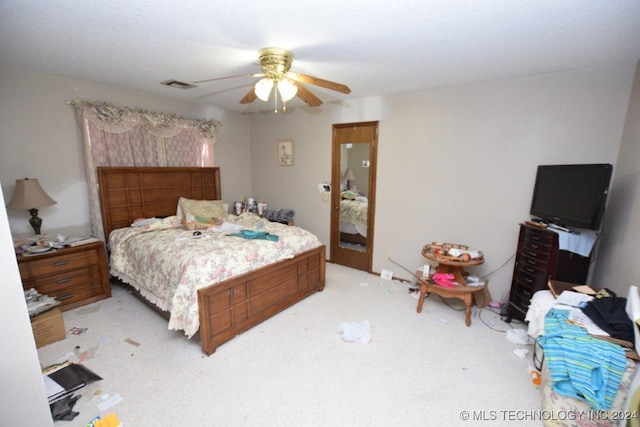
[{"xmin": 18, "ymin": 241, "xmax": 111, "ymax": 311}]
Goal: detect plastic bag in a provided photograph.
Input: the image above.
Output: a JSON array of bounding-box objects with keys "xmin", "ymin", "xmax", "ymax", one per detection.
[
  {"xmin": 337, "ymin": 320, "xmax": 371, "ymax": 344},
  {"xmin": 506, "ymin": 328, "xmax": 531, "ymax": 345}
]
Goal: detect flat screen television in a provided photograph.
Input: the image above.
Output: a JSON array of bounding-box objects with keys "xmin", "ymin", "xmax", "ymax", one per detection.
[{"xmin": 529, "ymin": 163, "xmax": 613, "ymax": 231}]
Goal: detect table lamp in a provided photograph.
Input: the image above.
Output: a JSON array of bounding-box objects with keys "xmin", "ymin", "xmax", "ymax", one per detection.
[
  {"xmin": 7, "ymin": 178, "xmax": 57, "ymax": 235},
  {"xmin": 343, "ymin": 168, "xmax": 356, "ymax": 191}
]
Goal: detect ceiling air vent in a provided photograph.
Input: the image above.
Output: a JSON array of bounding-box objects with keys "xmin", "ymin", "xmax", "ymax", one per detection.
[{"xmin": 161, "ymin": 79, "xmax": 196, "ymax": 89}]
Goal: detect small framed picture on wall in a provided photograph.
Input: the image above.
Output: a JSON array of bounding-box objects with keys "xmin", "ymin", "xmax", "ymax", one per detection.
[{"xmin": 278, "ymin": 141, "xmax": 294, "ymax": 166}]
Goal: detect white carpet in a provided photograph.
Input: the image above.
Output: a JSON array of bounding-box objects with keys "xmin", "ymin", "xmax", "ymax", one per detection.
[{"xmin": 38, "ymin": 263, "xmax": 541, "ymax": 426}]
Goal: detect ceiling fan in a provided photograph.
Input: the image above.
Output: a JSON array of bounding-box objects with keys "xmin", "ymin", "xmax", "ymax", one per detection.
[{"xmin": 193, "ymin": 47, "xmax": 351, "ymax": 112}]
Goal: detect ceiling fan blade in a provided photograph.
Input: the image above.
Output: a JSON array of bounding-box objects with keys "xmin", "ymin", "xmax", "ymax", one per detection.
[
  {"xmin": 193, "ymin": 73, "xmax": 264, "ymax": 84},
  {"xmin": 239, "ymin": 88, "xmax": 257, "ymax": 104},
  {"xmin": 293, "ymin": 82, "xmax": 323, "ymax": 107},
  {"xmin": 288, "ymin": 72, "xmax": 351, "ymax": 94}
]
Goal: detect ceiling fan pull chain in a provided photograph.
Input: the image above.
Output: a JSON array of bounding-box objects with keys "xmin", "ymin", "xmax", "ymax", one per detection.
[
  {"xmin": 279, "ymin": 81, "xmax": 287, "ymax": 112},
  {"xmin": 274, "ymin": 83, "xmax": 279, "ymax": 114}
]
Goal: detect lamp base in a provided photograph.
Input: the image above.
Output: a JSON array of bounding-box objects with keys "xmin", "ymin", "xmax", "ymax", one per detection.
[{"xmin": 28, "ymin": 208, "xmax": 42, "ymax": 235}]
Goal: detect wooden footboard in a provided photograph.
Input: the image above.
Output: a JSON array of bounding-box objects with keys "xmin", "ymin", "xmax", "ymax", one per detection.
[{"xmin": 198, "ymin": 245, "xmax": 326, "ymax": 355}]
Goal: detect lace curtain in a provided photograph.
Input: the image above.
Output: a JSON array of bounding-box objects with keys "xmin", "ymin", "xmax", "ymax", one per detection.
[{"xmin": 70, "ymin": 99, "xmax": 222, "ymax": 241}]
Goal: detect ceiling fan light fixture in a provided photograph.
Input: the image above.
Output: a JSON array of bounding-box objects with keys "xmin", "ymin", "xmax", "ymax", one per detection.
[
  {"xmin": 196, "ymin": 47, "xmax": 350, "ymax": 111},
  {"xmin": 255, "ymin": 78, "xmax": 273, "ymax": 101},
  {"xmin": 277, "ymin": 79, "xmax": 298, "ymax": 102}
]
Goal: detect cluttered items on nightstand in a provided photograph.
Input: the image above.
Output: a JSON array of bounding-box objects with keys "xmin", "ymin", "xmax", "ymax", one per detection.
[
  {"xmin": 421, "ymin": 242, "xmax": 485, "ymax": 287},
  {"xmin": 13, "ymin": 233, "xmax": 100, "ymax": 256},
  {"xmin": 232, "ymin": 197, "xmax": 295, "ymax": 225},
  {"xmin": 422, "ymin": 242, "xmax": 483, "ymax": 264},
  {"xmin": 233, "ymin": 197, "xmax": 268, "ymax": 216}
]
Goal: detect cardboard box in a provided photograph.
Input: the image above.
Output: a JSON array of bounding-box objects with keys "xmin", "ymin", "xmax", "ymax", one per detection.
[{"xmin": 31, "ymin": 307, "xmax": 65, "ymax": 348}]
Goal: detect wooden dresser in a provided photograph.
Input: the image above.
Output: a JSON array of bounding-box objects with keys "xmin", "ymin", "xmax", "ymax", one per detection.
[
  {"xmin": 506, "ymin": 223, "xmax": 592, "ymax": 321},
  {"xmin": 18, "ymin": 241, "xmax": 111, "ymax": 311},
  {"xmin": 507, "ymin": 224, "xmax": 559, "ymax": 321}
]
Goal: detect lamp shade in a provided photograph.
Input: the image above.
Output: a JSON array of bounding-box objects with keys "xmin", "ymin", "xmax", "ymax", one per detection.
[
  {"xmin": 255, "ymin": 78, "xmax": 274, "ymax": 101},
  {"xmin": 343, "ymin": 169, "xmax": 356, "ymax": 181},
  {"xmin": 7, "ymin": 178, "xmax": 57, "ymax": 210},
  {"xmin": 277, "ymin": 79, "xmax": 298, "ymax": 101}
]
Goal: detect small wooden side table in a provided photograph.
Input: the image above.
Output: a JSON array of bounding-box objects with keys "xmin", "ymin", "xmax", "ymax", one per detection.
[
  {"xmin": 421, "ymin": 244, "xmax": 484, "ymax": 286},
  {"xmin": 416, "ymin": 270, "xmax": 488, "ymax": 326},
  {"xmin": 418, "ymin": 243, "xmax": 487, "ymax": 326}
]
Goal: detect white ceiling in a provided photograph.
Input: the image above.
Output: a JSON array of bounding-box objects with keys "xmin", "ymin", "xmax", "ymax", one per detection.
[{"xmin": 1, "ymin": 1, "xmax": 640, "ymax": 113}]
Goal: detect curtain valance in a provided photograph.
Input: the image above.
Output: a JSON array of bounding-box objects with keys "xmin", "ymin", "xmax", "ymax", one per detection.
[
  {"xmin": 69, "ymin": 99, "xmax": 220, "ymax": 240},
  {"xmin": 68, "ymin": 99, "xmax": 221, "ymax": 141}
]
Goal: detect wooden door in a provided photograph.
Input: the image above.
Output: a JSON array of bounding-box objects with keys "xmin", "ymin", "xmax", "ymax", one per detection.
[{"xmin": 330, "ymin": 121, "xmax": 378, "ymax": 272}]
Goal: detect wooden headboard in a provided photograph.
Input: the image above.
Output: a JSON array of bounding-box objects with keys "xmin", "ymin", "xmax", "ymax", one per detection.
[{"xmin": 97, "ymin": 167, "xmax": 221, "ymax": 238}]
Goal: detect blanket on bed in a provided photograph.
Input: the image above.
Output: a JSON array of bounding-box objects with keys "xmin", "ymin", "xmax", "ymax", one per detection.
[
  {"xmin": 340, "ymin": 199, "xmax": 367, "ymax": 232},
  {"xmin": 537, "ymin": 308, "xmax": 627, "ymax": 410},
  {"xmin": 109, "ymin": 213, "xmax": 322, "ymax": 338}
]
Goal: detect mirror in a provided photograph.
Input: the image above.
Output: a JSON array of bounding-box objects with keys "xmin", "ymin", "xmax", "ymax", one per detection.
[
  {"xmin": 330, "ymin": 121, "xmax": 378, "ymax": 272},
  {"xmin": 339, "ymin": 142, "xmax": 370, "ymax": 252}
]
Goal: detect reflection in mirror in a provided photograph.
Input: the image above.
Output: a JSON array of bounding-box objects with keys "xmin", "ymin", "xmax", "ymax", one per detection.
[{"xmin": 339, "ymin": 142, "xmax": 370, "ymax": 252}]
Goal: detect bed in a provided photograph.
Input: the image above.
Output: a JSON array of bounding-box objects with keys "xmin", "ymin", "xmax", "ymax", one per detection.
[
  {"xmin": 98, "ymin": 166, "xmax": 326, "ymax": 355},
  {"xmin": 339, "ymin": 198, "xmax": 368, "ymax": 245}
]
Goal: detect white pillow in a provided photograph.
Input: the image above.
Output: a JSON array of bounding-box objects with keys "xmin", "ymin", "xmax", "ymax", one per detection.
[{"xmin": 176, "ymin": 197, "xmax": 229, "ymax": 219}]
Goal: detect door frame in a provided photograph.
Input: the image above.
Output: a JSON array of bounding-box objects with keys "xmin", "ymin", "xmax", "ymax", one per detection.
[{"xmin": 330, "ymin": 121, "xmax": 378, "ymax": 272}]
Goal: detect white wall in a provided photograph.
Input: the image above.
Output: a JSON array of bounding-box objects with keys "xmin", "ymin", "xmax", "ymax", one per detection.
[
  {"xmin": 0, "ymin": 65, "xmax": 252, "ymax": 238},
  {"xmin": 249, "ymin": 62, "xmax": 636, "ymax": 302},
  {"xmin": 0, "ymin": 184, "xmax": 53, "ymax": 426},
  {"xmin": 377, "ymin": 64, "xmax": 632, "ymax": 300},
  {"xmin": 594, "ymin": 61, "xmax": 640, "ymax": 294}
]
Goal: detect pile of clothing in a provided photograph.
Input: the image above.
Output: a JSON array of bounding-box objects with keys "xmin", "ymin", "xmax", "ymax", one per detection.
[
  {"xmin": 529, "ymin": 288, "xmax": 636, "ymax": 410},
  {"xmin": 262, "ymin": 209, "xmax": 294, "ymax": 225},
  {"xmin": 580, "ymin": 289, "xmax": 635, "ymax": 343}
]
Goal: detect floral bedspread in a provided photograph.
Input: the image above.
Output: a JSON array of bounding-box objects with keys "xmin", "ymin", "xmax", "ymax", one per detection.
[
  {"xmin": 340, "ymin": 199, "xmax": 368, "ymax": 233},
  {"xmin": 109, "ymin": 213, "xmax": 323, "ymax": 338}
]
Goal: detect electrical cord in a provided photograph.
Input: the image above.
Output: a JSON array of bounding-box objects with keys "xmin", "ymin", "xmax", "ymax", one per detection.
[
  {"xmin": 431, "ymin": 294, "xmax": 515, "ymax": 332},
  {"xmin": 479, "ymin": 308, "xmax": 514, "ymax": 332},
  {"xmin": 473, "ymin": 287, "xmax": 514, "ymax": 332},
  {"xmin": 479, "ymin": 252, "xmax": 516, "ymax": 281},
  {"xmin": 387, "ymin": 256, "xmax": 424, "ymax": 282}
]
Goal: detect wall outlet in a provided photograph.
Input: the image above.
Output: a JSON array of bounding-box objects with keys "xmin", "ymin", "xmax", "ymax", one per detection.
[{"xmin": 380, "ymin": 269, "xmax": 393, "ymax": 280}]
